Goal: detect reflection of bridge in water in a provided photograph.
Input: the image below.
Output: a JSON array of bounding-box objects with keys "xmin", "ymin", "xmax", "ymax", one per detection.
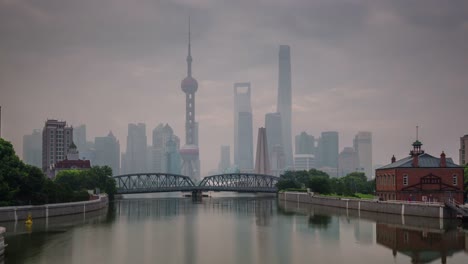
[{"xmin": 113, "ymin": 173, "xmax": 279, "ymax": 196}]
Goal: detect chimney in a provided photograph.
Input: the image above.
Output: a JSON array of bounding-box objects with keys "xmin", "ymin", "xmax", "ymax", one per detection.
[
  {"xmin": 412, "ymin": 152, "xmax": 419, "ymax": 167},
  {"xmin": 391, "ymin": 155, "xmax": 396, "ymax": 163},
  {"xmin": 440, "ymin": 151, "xmax": 446, "ymax": 167}
]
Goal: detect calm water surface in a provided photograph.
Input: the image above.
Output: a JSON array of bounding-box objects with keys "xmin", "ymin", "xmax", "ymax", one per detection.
[{"xmin": 2, "ymin": 194, "xmax": 468, "ymax": 264}]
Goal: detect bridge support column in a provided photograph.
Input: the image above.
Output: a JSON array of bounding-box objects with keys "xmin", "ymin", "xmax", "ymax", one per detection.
[{"xmin": 192, "ymin": 190, "xmax": 203, "ymax": 201}]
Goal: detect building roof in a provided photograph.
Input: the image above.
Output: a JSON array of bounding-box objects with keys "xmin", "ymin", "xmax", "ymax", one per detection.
[
  {"xmin": 55, "ymin": 159, "xmax": 91, "ymax": 169},
  {"xmin": 378, "ymin": 153, "xmax": 461, "ymax": 170}
]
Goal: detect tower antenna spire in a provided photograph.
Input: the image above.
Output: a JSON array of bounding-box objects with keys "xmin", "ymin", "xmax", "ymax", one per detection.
[
  {"xmin": 416, "ymin": 125, "xmax": 419, "ymax": 141},
  {"xmin": 186, "ymin": 16, "xmax": 192, "ymax": 77}
]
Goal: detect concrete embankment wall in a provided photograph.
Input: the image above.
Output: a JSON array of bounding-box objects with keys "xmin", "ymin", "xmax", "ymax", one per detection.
[
  {"xmin": 279, "ymin": 192, "xmax": 455, "ymax": 219},
  {"xmin": 0, "ymin": 195, "xmax": 108, "ymax": 222}
]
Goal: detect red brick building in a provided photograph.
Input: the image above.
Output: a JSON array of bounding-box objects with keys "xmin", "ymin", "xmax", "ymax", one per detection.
[
  {"xmin": 376, "ymin": 140, "xmax": 464, "ymax": 204},
  {"xmin": 49, "ymin": 142, "xmax": 91, "ymax": 178}
]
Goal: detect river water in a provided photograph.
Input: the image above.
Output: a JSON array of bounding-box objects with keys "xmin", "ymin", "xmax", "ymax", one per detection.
[{"xmin": 2, "ymin": 194, "xmax": 468, "ymax": 264}]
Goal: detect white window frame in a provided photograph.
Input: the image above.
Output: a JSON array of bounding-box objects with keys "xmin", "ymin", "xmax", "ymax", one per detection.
[
  {"xmin": 452, "ymin": 174, "xmax": 457, "ymax": 186},
  {"xmin": 403, "ymin": 174, "xmax": 408, "ymax": 186}
]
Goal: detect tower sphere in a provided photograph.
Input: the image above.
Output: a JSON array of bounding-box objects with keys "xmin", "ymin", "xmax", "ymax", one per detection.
[{"xmin": 181, "ymin": 76, "xmax": 198, "ymax": 93}]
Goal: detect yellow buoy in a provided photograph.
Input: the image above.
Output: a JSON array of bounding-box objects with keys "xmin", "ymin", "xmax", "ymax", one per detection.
[{"xmin": 25, "ymin": 213, "xmax": 33, "ymax": 225}]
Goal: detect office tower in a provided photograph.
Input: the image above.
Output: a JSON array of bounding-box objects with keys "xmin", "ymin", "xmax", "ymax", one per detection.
[
  {"xmin": 277, "ymin": 45, "xmax": 293, "ymax": 168},
  {"xmin": 270, "ymin": 145, "xmax": 286, "ymax": 176},
  {"xmin": 218, "ymin": 145, "xmax": 230, "ymax": 173},
  {"xmin": 94, "ymin": 131, "xmax": 120, "ymax": 175},
  {"xmin": 338, "ymin": 147, "xmax": 359, "ymax": 177},
  {"xmin": 23, "ymin": 129, "xmax": 42, "ymax": 168},
  {"xmin": 234, "ymin": 82, "xmax": 254, "ymax": 171},
  {"xmin": 294, "ymin": 154, "xmax": 315, "ymax": 171},
  {"xmin": 295, "ymin": 131, "xmax": 315, "ymax": 155},
  {"xmin": 255, "ymin": 127, "xmax": 270, "ymax": 174},
  {"xmin": 166, "ymin": 138, "xmax": 181, "ymax": 175},
  {"xmin": 123, "ymin": 123, "xmax": 147, "ymax": 174},
  {"xmin": 42, "ymin": 119, "xmax": 73, "ymax": 172},
  {"xmin": 318, "ymin": 131, "xmax": 339, "ymax": 169},
  {"xmin": 73, "ymin": 124, "xmax": 87, "ymax": 153},
  {"xmin": 353, "ymin": 131, "xmax": 373, "ymax": 179},
  {"xmin": 150, "ymin": 123, "xmax": 180, "ymax": 173},
  {"xmin": 460, "ymin": 134, "xmax": 468, "ymax": 165},
  {"xmin": 265, "ymin": 112, "xmax": 283, "ymax": 159},
  {"xmin": 180, "ymin": 21, "xmax": 200, "ymax": 179},
  {"xmin": 237, "ymin": 111, "xmax": 254, "ymax": 171}
]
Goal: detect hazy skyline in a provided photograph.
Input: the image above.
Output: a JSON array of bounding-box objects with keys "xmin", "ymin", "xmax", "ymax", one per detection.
[{"xmin": 1, "ymin": 0, "xmax": 468, "ymax": 174}]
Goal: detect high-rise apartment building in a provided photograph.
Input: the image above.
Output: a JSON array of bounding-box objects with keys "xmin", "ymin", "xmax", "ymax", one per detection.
[
  {"xmin": 255, "ymin": 127, "xmax": 270, "ymax": 174},
  {"xmin": 234, "ymin": 82, "xmax": 254, "ymax": 171},
  {"xmin": 122, "ymin": 123, "xmax": 147, "ymax": 174},
  {"xmin": 460, "ymin": 134, "xmax": 468, "ymax": 165},
  {"xmin": 353, "ymin": 131, "xmax": 373, "ymax": 179},
  {"xmin": 295, "ymin": 131, "xmax": 315, "ymax": 155},
  {"xmin": 218, "ymin": 145, "xmax": 230, "ymax": 173},
  {"xmin": 317, "ymin": 131, "xmax": 339, "ymax": 169},
  {"xmin": 94, "ymin": 131, "xmax": 120, "ymax": 175},
  {"xmin": 277, "ymin": 45, "xmax": 293, "ymax": 168},
  {"xmin": 42, "ymin": 119, "xmax": 73, "ymax": 173},
  {"xmin": 23, "ymin": 129, "xmax": 42, "ymax": 168},
  {"xmin": 338, "ymin": 147, "xmax": 359, "ymax": 177}
]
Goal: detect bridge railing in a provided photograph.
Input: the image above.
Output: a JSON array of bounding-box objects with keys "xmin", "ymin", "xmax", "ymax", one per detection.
[{"xmin": 113, "ymin": 172, "xmax": 279, "ymax": 193}]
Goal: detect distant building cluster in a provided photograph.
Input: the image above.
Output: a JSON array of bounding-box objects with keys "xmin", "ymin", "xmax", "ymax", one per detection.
[{"xmin": 16, "ymin": 35, "xmax": 467, "ymax": 184}]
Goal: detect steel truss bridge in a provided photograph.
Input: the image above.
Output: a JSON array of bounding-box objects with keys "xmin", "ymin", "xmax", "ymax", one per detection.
[{"xmin": 113, "ymin": 173, "xmax": 279, "ymax": 194}]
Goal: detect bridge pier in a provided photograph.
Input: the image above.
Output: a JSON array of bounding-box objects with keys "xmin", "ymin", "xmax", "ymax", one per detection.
[{"xmin": 192, "ymin": 190, "xmax": 203, "ymax": 201}]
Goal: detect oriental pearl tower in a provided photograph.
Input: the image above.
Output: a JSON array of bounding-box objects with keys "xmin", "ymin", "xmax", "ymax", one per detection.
[{"xmin": 180, "ymin": 20, "xmax": 200, "ymax": 179}]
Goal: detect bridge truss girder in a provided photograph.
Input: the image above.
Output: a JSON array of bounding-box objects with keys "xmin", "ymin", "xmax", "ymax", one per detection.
[{"xmin": 113, "ymin": 173, "xmax": 279, "ymax": 194}]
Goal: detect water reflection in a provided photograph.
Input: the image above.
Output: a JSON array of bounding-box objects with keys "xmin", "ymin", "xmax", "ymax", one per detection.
[
  {"xmin": 278, "ymin": 199, "xmax": 468, "ymax": 264},
  {"xmin": 2, "ymin": 197, "xmax": 467, "ymax": 264},
  {"xmin": 377, "ymin": 223, "xmax": 465, "ymax": 264}
]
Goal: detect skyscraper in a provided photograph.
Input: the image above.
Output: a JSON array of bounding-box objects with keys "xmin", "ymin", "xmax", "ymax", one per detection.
[
  {"xmin": 265, "ymin": 112, "xmax": 285, "ymax": 175},
  {"xmin": 234, "ymin": 82, "xmax": 254, "ymax": 171},
  {"xmin": 150, "ymin": 123, "xmax": 181, "ymax": 174},
  {"xmin": 338, "ymin": 147, "xmax": 359, "ymax": 177},
  {"xmin": 23, "ymin": 129, "xmax": 42, "ymax": 168},
  {"xmin": 265, "ymin": 113, "xmax": 282, "ymax": 158},
  {"xmin": 218, "ymin": 145, "xmax": 230, "ymax": 173},
  {"xmin": 460, "ymin": 134, "xmax": 468, "ymax": 165},
  {"xmin": 73, "ymin": 124, "xmax": 87, "ymax": 153},
  {"xmin": 277, "ymin": 45, "xmax": 293, "ymax": 168},
  {"xmin": 317, "ymin": 131, "xmax": 339, "ymax": 169},
  {"xmin": 180, "ymin": 20, "xmax": 200, "ymax": 179},
  {"xmin": 94, "ymin": 131, "xmax": 120, "ymax": 175},
  {"xmin": 42, "ymin": 119, "xmax": 73, "ymax": 173},
  {"xmin": 255, "ymin": 127, "xmax": 270, "ymax": 174},
  {"xmin": 295, "ymin": 131, "xmax": 315, "ymax": 155},
  {"xmin": 353, "ymin": 131, "xmax": 373, "ymax": 179},
  {"xmin": 165, "ymin": 137, "xmax": 181, "ymax": 175},
  {"xmin": 122, "ymin": 123, "xmax": 147, "ymax": 174}
]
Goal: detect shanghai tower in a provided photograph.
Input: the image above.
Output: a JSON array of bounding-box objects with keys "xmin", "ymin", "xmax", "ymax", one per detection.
[
  {"xmin": 180, "ymin": 20, "xmax": 200, "ymax": 179},
  {"xmin": 277, "ymin": 45, "xmax": 293, "ymax": 168}
]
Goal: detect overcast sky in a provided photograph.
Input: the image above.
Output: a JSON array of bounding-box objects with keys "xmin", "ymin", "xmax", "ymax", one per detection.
[{"xmin": 1, "ymin": 0, "xmax": 467, "ymax": 174}]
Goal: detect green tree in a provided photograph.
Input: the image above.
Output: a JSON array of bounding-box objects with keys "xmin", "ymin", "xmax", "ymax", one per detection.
[
  {"xmin": 307, "ymin": 176, "xmax": 332, "ymax": 194},
  {"xmin": 276, "ymin": 171, "xmax": 302, "ymax": 190}
]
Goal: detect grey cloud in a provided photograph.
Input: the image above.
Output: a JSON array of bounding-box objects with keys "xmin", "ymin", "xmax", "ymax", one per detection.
[{"xmin": 1, "ymin": 0, "xmax": 467, "ymax": 174}]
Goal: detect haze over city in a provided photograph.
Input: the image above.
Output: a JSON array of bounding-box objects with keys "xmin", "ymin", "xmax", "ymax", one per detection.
[{"xmin": 1, "ymin": 0, "xmax": 468, "ymax": 175}]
